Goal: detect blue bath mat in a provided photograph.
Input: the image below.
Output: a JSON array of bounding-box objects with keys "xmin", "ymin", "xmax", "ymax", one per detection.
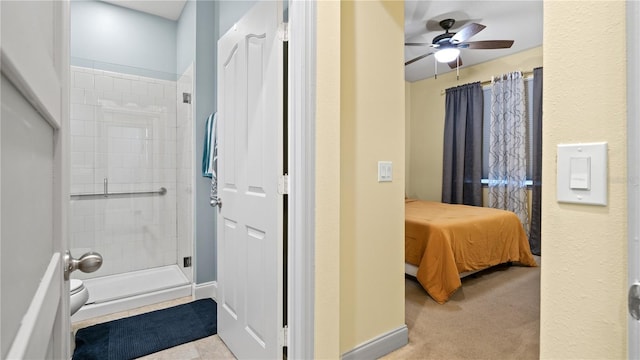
[{"xmin": 73, "ymin": 298, "xmax": 217, "ymax": 360}]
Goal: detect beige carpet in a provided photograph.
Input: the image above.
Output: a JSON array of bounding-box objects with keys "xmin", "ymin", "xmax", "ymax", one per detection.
[{"xmin": 382, "ymin": 256, "xmax": 540, "ymax": 360}]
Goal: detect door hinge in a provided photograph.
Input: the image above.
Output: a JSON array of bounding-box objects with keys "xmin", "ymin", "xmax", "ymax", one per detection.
[
  {"xmin": 278, "ymin": 174, "xmax": 289, "ymax": 195},
  {"xmin": 280, "ymin": 325, "xmax": 289, "ymax": 347},
  {"xmin": 629, "ymin": 283, "xmax": 640, "ymax": 320},
  {"xmin": 278, "ymin": 22, "xmax": 289, "ymax": 42}
]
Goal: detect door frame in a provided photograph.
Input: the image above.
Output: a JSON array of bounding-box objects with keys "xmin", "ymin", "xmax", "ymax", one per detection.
[
  {"xmin": 287, "ymin": 0, "xmax": 316, "ymax": 358},
  {"xmin": 628, "ymin": 1, "xmax": 640, "ymax": 359}
]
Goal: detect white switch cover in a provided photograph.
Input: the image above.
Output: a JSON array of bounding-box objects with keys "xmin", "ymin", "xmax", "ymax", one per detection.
[
  {"xmin": 378, "ymin": 161, "xmax": 392, "ymax": 182},
  {"xmin": 557, "ymin": 142, "xmax": 607, "ymax": 205}
]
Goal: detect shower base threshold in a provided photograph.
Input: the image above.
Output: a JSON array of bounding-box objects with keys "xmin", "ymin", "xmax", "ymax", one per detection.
[{"xmin": 71, "ymin": 265, "xmax": 191, "ymax": 323}]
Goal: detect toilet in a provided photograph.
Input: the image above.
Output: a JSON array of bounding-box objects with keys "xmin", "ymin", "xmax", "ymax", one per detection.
[{"xmin": 70, "ymin": 279, "xmax": 89, "ymax": 315}]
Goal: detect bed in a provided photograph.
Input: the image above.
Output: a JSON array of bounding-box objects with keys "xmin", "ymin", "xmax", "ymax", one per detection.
[{"xmin": 405, "ymin": 199, "xmax": 537, "ymax": 304}]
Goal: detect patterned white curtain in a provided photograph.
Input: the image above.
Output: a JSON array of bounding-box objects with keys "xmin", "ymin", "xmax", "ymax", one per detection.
[{"xmin": 488, "ymin": 71, "xmax": 529, "ymax": 235}]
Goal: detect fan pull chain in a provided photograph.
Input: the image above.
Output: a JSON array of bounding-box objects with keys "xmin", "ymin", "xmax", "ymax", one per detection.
[
  {"xmin": 434, "ymin": 57, "xmax": 438, "ymax": 79},
  {"xmin": 456, "ymin": 57, "xmax": 460, "ymax": 81}
]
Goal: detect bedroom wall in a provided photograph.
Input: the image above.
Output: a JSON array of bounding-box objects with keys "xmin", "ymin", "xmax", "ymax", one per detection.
[
  {"xmin": 339, "ymin": 0, "xmax": 406, "ymax": 354},
  {"xmin": 540, "ymin": 1, "xmax": 628, "ymax": 358},
  {"xmin": 405, "ymin": 46, "xmax": 543, "ymax": 201},
  {"xmin": 315, "ymin": 0, "xmax": 406, "ymax": 357},
  {"xmin": 315, "ymin": 1, "xmax": 342, "ymax": 357}
]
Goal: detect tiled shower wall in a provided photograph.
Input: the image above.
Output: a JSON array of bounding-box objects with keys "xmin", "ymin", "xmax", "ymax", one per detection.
[{"xmin": 69, "ymin": 66, "xmax": 191, "ymax": 280}]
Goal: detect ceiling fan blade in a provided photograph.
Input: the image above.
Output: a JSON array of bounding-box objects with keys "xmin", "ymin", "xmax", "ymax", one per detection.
[
  {"xmin": 405, "ymin": 52, "xmax": 433, "ymax": 66},
  {"xmin": 405, "ymin": 42, "xmax": 432, "ymax": 47},
  {"xmin": 450, "ymin": 23, "xmax": 486, "ymax": 43},
  {"xmin": 464, "ymin": 40, "xmax": 515, "ymax": 49},
  {"xmin": 447, "ymin": 56, "xmax": 463, "ymax": 69}
]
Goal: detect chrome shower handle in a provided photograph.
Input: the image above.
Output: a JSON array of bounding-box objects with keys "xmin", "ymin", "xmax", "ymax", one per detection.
[{"xmin": 64, "ymin": 250, "xmax": 103, "ymax": 280}]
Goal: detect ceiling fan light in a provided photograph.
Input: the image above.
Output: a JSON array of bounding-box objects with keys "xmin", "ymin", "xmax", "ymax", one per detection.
[{"xmin": 434, "ymin": 48, "xmax": 460, "ymax": 63}]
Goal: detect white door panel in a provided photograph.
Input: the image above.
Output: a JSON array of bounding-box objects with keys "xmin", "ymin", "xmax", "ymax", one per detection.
[
  {"xmin": 217, "ymin": 1, "xmax": 284, "ymax": 359},
  {"xmin": 1, "ymin": 0, "xmax": 70, "ymax": 358}
]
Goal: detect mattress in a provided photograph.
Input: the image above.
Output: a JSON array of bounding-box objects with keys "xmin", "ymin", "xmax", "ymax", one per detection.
[{"xmin": 405, "ymin": 199, "xmax": 537, "ymax": 303}]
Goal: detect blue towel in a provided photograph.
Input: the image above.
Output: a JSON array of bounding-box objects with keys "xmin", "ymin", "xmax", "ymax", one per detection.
[
  {"xmin": 202, "ymin": 113, "xmax": 219, "ymax": 206},
  {"xmin": 202, "ymin": 113, "xmax": 217, "ymax": 178}
]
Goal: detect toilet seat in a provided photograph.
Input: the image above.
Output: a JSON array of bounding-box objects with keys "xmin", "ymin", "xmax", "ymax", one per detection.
[
  {"xmin": 70, "ymin": 279, "xmax": 89, "ymax": 316},
  {"xmin": 70, "ymin": 279, "xmax": 85, "ymax": 296}
]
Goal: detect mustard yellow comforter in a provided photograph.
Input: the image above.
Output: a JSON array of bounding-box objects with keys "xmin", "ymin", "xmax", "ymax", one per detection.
[{"xmin": 405, "ymin": 199, "xmax": 537, "ymax": 304}]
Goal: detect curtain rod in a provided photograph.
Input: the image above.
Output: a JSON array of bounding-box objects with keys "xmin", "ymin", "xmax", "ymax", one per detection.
[{"xmin": 440, "ymin": 70, "xmax": 535, "ymax": 96}]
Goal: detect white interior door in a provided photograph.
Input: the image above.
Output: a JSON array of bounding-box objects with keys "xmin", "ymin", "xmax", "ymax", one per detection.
[
  {"xmin": 216, "ymin": 1, "xmax": 284, "ymax": 359},
  {"xmin": 1, "ymin": 1, "xmax": 71, "ymax": 359}
]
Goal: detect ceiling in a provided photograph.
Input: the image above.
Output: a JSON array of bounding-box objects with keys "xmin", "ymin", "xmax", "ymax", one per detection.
[
  {"xmin": 100, "ymin": 1, "xmax": 542, "ymax": 83},
  {"xmin": 101, "ymin": 0, "xmax": 187, "ymax": 21},
  {"xmin": 404, "ymin": 1, "xmax": 543, "ymax": 82}
]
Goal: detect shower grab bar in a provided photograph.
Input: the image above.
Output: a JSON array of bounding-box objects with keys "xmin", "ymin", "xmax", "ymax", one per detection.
[{"xmin": 70, "ymin": 187, "xmax": 167, "ymax": 200}]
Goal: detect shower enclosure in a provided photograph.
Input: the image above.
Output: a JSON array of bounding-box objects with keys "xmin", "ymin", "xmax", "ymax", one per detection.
[{"xmin": 68, "ymin": 61, "xmax": 194, "ymax": 321}]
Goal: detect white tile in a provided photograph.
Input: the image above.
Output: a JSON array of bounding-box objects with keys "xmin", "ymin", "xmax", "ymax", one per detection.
[
  {"xmin": 70, "ymin": 119, "xmax": 85, "ymax": 136},
  {"xmin": 71, "ymin": 104, "xmax": 95, "ymax": 121},
  {"xmin": 138, "ymin": 95, "xmax": 154, "ymax": 108},
  {"xmin": 99, "ymin": 91, "xmax": 123, "ymax": 105},
  {"xmin": 164, "ymin": 85, "xmax": 177, "ymax": 101},
  {"xmin": 71, "ymin": 136, "xmax": 94, "ymax": 153},
  {"xmin": 71, "ymin": 168, "xmax": 93, "ymax": 185},
  {"xmin": 85, "ymin": 90, "xmax": 99, "ymax": 105},
  {"xmin": 113, "ymin": 78, "xmax": 132, "ymax": 93},
  {"xmin": 70, "ymin": 88, "xmax": 85, "ymax": 104},
  {"xmin": 93, "ymin": 168, "xmax": 106, "ymax": 182},
  {"xmin": 84, "ymin": 153, "xmax": 96, "ymax": 169},
  {"xmin": 95, "ymin": 75, "xmax": 114, "ymax": 92},
  {"xmin": 122, "ymin": 93, "xmax": 139, "ymax": 108},
  {"xmin": 131, "ymin": 81, "xmax": 148, "ymax": 96},
  {"xmin": 122, "ymin": 154, "xmax": 139, "ymax": 168},
  {"xmin": 84, "ymin": 121, "xmax": 96, "ymax": 137},
  {"xmin": 71, "ymin": 151, "xmax": 85, "ymax": 168},
  {"xmin": 110, "ymin": 167, "xmax": 133, "ymax": 183},
  {"xmin": 107, "ymin": 153, "xmax": 124, "ymax": 168},
  {"xmin": 74, "ymin": 72, "xmax": 94, "ymax": 89},
  {"xmin": 148, "ymin": 82, "xmax": 164, "ymax": 98}
]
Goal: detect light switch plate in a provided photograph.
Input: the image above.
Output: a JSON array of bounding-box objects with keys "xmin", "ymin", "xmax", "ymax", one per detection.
[
  {"xmin": 378, "ymin": 161, "xmax": 392, "ymax": 182},
  {"xmin": 557, "ymin": 142, "xmax": 607, "ymax": 205}
]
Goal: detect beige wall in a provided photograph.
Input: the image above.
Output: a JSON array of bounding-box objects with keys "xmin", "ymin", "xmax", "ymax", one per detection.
[
  {"xmin": 540, "ymin": 1, "xmax": 628, "ymax": 358},
  {"xmin": 339, "ymin": 0, "xmax": 406, "ymax": 353},
  {"xmin": 315, "ymin": 1, "xmax": 342, "ymax": 358},
  {"xmin": 405, "ymin": 47, "xmax": 543, "ymax": 201},
  {"xmin": 315, "ymin": 0, "xmax": 406, "ymax": 357}
]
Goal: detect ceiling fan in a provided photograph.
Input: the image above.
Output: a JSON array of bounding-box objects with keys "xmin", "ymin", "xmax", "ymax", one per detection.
[{"xmin": 405, "ymin": 18, "xmax": 515, "ymax": 69}]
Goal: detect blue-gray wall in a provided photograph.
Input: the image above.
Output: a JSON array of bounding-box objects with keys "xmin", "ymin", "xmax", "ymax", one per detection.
[
  {"xmin": 176, "ymin": 0, "xmax": 196, "ymax": 76},
  {"xmin": 218, "ymin": 1, "xmax": 256, "ymax": 35},
  {"xmin": 193, "ymin": 0, "xmax": 217, "ymax": 284},
  {"xmin": 70, "ymin": 0, "xmax": 177, "ymax": 79}
]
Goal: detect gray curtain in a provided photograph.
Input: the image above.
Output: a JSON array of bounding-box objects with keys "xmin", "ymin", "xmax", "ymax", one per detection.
[
  {"xmin": 442, "ymin": 82, "xmax": 483, "ymax": 206},
  {"xmin": 488, "ymin": 72, "xmax": 529, "ymax": 235},
  {"xmin": 529, "ymin": 67, "xmax": 543, "ymax": 255}
]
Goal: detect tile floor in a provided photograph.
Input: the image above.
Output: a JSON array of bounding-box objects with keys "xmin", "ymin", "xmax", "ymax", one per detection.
[{"xmin": 72, "ymin": 297, "xmax": 236, "ymax": 360}]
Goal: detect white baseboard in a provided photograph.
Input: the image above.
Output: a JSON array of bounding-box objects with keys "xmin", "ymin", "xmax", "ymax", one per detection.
[
  {"xmin": 342, "ymin": 325, "xmax": 408, "ymax": 360},
  {"xmin": 193, "ymin": 281, "xmax": 217, "ymax": 301}
]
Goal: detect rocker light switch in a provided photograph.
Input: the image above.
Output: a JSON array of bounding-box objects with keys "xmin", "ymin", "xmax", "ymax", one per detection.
[
  {"xmin": 378, "ymin": 161, "xmax": 392, "ymax": 182},
  {"xmin": 569, "ymin": 156, "xmax": 591, "ymax": 190}
]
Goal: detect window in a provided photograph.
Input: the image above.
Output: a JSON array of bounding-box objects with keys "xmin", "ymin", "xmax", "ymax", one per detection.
[{"xmin": 481, "ymin": 78, "xmax": 534, "ymax": 185}]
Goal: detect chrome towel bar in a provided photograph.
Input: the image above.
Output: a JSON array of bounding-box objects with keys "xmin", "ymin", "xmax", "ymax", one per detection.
[{"xmin": 70, "ymin": 187, "xmax": 167, "ymax": 200}]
